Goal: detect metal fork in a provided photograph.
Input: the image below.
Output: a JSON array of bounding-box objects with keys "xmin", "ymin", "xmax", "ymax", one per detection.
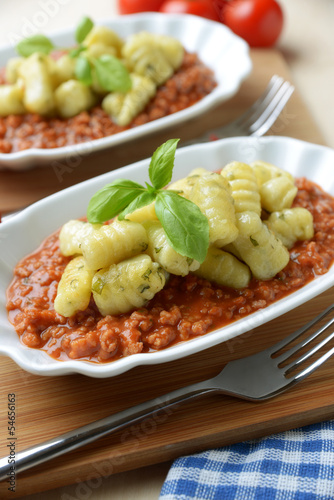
[
  {"xmin": 1, "ymin": 303, "xmax": 334, "ymax": 481},
  {"xmin": 184, "ymin": 75, "xmax": 295, "ymax": 145}
]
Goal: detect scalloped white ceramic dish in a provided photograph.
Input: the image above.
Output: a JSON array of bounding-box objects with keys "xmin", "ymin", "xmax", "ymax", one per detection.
[
  {"xmin": 1, "ymin": 136, "xmax": 334, "ymax": 377},
  {"xmin": 0, "ymin": 12, "xmax": 252, "ymax": 171}
]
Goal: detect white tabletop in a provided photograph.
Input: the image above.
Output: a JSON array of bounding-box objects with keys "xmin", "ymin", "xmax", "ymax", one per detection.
[{"xmin": 1, "ymin": 0, "xmax": 334, "ymax": 498}]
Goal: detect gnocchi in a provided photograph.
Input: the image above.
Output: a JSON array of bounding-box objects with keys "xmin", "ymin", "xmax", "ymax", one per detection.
[
  {"xmin": 54, "ymin": 158, "xmax": 314, "ymax": 319},
  {"xmin": 143, "ymin": 220, "xmax": 200, "ymax": 276},
  {"xmin": 81, "ymin": 220, "xmax": 148, "ymax": 270},
  {"xmin": 188, "ymin": 172, "xmax": 238, "ymax": 247},
  {"xmin": 265, "ymin": 207, "xmax": 314, "ymax": 249},
  {"xmin": 102, "ymin": 73, "xmax": 156, "ymax": 126},
  {"xmin": 0, "ymin": 24, "xmax": 186, "ymax": 123},
  {"xmin": 54, "ymin": 256, "xmax": 95, "ymax": 317},
  {"xmin": 231, "ymin": 211, "xmax": 290, "ymax": 280},
  {"xmin": 92, "ymin": 254, "xmax": 167, "ymax": 316},
  {"xmin": 194, "ymin": 246, "xmax": 251, "ymax": 288}
]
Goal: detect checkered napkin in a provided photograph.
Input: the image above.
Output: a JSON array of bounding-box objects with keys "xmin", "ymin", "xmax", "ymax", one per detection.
[{"xmin": 159, "ymin": 420, "xmax": 334, "ymax": 500}]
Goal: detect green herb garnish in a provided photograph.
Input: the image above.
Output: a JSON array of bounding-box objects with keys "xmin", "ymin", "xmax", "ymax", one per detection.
[
  {"xmin": 87, "ymin": 139, "xmax": 210, "ymax": 263},
  {"xmin": 93, "ymin": 54, "xmax": 132, "ymax": 93},
  {"xmin": 75, "ymin": 55, "xmax": 93, "ymax": 86},
  {"xmin": 250, "ymin": 236, "xmax": 259, "ymax": 247},
  {"xmin": 75, "ymin": 16, "xmax": 94, "ymax": 44},
  {"xmin": 15, "ymin": 16, "xmax": 132, "ymax": 93},
  {"xmin": 16, "ymin": 34, "xmax": 54, "ymax": 57}
]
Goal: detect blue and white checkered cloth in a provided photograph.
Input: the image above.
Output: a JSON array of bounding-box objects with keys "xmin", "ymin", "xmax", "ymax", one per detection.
[{"xmin": 159, "ymin": 420, "xmax": 334, "ymax": 500}]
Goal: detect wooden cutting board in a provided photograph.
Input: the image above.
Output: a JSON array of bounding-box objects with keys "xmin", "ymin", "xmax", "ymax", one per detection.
[{"xmin": 0, "ymin": 50, "xmax": 333, "ymax": 499}]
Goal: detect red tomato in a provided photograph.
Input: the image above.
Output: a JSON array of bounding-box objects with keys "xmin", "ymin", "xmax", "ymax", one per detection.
[
  {"xmin": 117, "ymin": 0, "xmax": 165, "ymax": 14},
  {"xmin": 160, "ymin": 1, "xmax": 221, "ymax": 21},
  {"xmin": 214, "ymin": 0, "xmax": 284, "ymax": 47}
]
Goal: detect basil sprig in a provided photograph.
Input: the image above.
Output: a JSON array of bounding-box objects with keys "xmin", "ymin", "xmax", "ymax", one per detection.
[
  {"xmin": 15, "ymin": 16, "xmax": 132, "ymax": 93},
  {"xmin": 87, "ymin": 139, "xmax": 210, "ymax": 263}
]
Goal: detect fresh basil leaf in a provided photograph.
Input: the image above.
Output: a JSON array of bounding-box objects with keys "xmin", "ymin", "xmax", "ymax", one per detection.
[
  {"xmin": 75, "ymin": 55, "xmax": 93, "ymax": 85},
  {"xmin": 16, "ymin": 34, "xmax": 54, "ymax": 57},
  {"xmin": 75, "ymin": 16, "xmax": 94, "ymax": 44},
  {"xmin": 149, "ymin": 139, "xmax": 179, "ymax": 190},
  {"xmin": 118, "ymin": 191, "xmax": 157, "ymax": 220},
  {"xmin": 87, "ymin": 179, "xmax": 146, "ymax": 223},
  {"xmin": 69, "ymin": 46, "xmax": 87, "ymax": 58},
  {"xmin": 94, "ymin": 54, "xmax": 132, "ymax": 92},
  {"xmin": 155, "ymin": 191, "xmax": 209, "ymax": 263}
]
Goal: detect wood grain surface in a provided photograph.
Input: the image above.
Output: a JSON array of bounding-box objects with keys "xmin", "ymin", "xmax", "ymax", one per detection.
[{"xmin": 0, "ymin": 50, "xmax": 332, "ymax": 499}]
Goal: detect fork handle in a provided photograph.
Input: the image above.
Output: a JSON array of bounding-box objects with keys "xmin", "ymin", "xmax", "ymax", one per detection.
[{"xmin": 0, "ymin": 378, "xmax": 217, "ymax": 481}]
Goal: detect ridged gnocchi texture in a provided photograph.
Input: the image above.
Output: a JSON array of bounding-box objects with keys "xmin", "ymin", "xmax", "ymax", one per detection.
[
  {"xmin": 250, "ymin": 161, "xmax": 298, "ymax": 212},
  {"xmin": 102, "ymin": 73, "xmax": 156, "ymax": 126},
  {"xmin": 92, "ymin": 254, "xmax": 167, "ymax": 316},
  {"xmin": 194, "ymin": 246, "xmax": 251, "ymax": 288},
  {"xmin": 143, "ymin": 220, "xmax": 200, "ymax": 276},
  {"xmin": 221, "ymin": 161, "xmax": 261, "ymax": 216},
  {"xmin": 122, "ymin": 31, "xmax": 184, "ymax": 86},
  {"xmin": 188, "ymin": 172, "xmax": 238, "ymax": 247},
  {"xmin": 54, "ymin": 256, "xmax": 95, "ymax": 317},
  {"xmin": 231, "ymin": 211, "xmax": 290, "ymax": 280},
  {"xmin": 81, "ymin": 220, "xmax": 148, "ymax": 270},
  {"xmin": 265, "ymin": 208, "xmax": 314, "ymax": 249},
  {"xmin": 59, "ymin": 220, "xmax": 102, "ymax": 256}
]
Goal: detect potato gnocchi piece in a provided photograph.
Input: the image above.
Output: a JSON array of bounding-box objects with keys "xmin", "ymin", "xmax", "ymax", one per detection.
[
  {"xmin": 18, "ymin": 53, "xmax": 55, "ymax": 115},
  {"xmin": 122, "ymin": 31, "xmax": 183, "ymax": 86},
  {"xmin": 250, "ymin": 160, "xmax": 295, "ymax": 186},
  {"xmin": 231, "ymin": 211, "xmax": 290, "ymax": 280},
  {"xmin": 54, "ymin": 256, "xmax": 95, "ymax": 317},
  {"xmin": 83, "ymin": 26, "xmax": 124, "ymax": 56},
  {"xmin": 59, "ymin": 220, "xmax": 102, "ymax": 256},
  {"xmin": 188, "ymin": 172, "xmax": 238, "ymax": 247},
  {"xmin": 259, "ymin": 176, "xmax": 298, "ymax": 213},
  {"xmin": 53, "ymin": 54, "xmax": 76, "ymax": 86},
  {"xmin": 5, "ymin": 57, "xmax": 24, "ymax": 84},
  {"xmin": 55, "ymin": 79, "xmax": 96, "ymax": 118},
  {"xmin": 167, "ymin": 168, "xmax": 209, "ymax": 198},
  {"xmin": 221, "ymin": 161, "xmax": 261, "ymax": 216},
  {"xmin": 126, "ymin": 201, "xmax": 158, "ymax": 223},
  {"xmin": 194, "ymin": 246, "xmax": 251, "ymax": 289},
  {"xmin": 250, "ymin": 160, "xmax": 297, "ymax": 212},
  {"xmin": 81, "ymin": 220, "xmax": 148, "ymax": 270},
  {"xmin": 86, "ymin": 43, "xmax": 118, "ymax": 60},
  {"xmin": 143, "ymin": 220, "xmax": 200, "ymax": 276},
  {"xmin": 156, "ymin": 33, "xmax": 185, "ymax": 70},
  {"xmin": 102, "ymin": 73, "xmax": 156, "ymax": 126},
  {"xmin": 265, "ymin": 207, "xmax": 314, "ymax": 249},
  {"xmin": 92, "ymin": 254, "xmax": 167, "ymax": 316},
  {"xmin": 0, "ymin": 82, "xmax": 25, "ymax": 116}
]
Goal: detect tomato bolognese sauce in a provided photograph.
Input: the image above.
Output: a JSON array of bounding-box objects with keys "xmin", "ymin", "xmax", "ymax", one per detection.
[
  {"xmin": 0, "ymin": 52, "xmax": 216, "ymax": 154},
  {"xmin": 6, "ymin": 177, "xmax": 334, "ymax": 363}
]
